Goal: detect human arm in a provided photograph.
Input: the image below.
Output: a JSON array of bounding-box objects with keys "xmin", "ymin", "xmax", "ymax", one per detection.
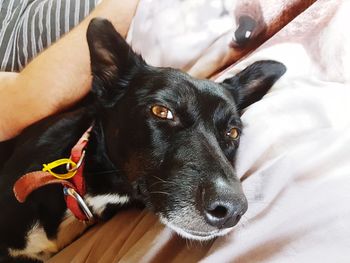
[{"xmin": 0, "ymin": 0, "xmax": 139, "ymax": 141}]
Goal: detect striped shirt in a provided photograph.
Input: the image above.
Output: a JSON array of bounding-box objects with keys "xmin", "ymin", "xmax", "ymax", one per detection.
[{"xmin": 0, "ymin": 0, "xmax": 100, "ymax": 72}]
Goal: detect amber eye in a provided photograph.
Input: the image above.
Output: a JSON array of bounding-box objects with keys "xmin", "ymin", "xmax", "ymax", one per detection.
[
  {"xmin": 227, "ymin": 127, "xmax": 239, "ymax": 140},
  {"xmin": 151, "ymin": 105, "xmax": 174, "ymax": 120}
]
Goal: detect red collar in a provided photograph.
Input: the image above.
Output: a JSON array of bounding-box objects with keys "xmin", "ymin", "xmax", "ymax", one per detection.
[{"xmin": 13, "ymin": 126, "xmax": 94, "ymax": 222}]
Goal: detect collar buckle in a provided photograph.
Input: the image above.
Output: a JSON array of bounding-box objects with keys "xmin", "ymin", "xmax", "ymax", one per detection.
[
  {"xmin": 66, "ymin": 150, "xmax": 86, "ymax": 173},
  {"xmin": 63, "ymin": 187, "xmax": 94, "ymax": 221}
]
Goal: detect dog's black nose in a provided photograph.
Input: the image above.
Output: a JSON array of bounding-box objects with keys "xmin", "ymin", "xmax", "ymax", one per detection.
[
  {"xmin": 202, "ymin": 181, "xmax": 247, "ymax": 228},
  {"xmin": 204, "ymin": 200, "xmax": 246, "ymax": 228}
]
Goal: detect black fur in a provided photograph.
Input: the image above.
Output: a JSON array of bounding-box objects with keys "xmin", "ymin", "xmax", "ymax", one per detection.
[{"xmin": 0, "ymin": 18, "xmax": 286, "ymax": 262}]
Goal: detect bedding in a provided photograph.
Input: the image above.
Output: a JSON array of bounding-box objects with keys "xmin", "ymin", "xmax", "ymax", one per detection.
[{"xmin": 49, "ymin": 0, "xmax": 350, "ymax": 262}]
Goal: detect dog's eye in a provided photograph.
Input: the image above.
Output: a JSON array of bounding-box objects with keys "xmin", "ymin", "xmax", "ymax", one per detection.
[
  {"xmin": 151, "ymin": 105, "xmax": 174, "ymax": 120},
  {"xmin": 226, "ymin": 127, "xmax": 239, "ymax": 140}
]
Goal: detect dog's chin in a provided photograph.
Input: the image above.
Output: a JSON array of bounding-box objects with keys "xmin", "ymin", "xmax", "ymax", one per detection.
[{"xmin": 159, "ymin": 215, "xmax": 233, "ymax": 241}]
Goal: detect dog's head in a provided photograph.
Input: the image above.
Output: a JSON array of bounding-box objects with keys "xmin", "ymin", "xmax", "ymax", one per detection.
[{"xmin": 86, "ymin": 18, "xmax": 286, "ymax": 240}]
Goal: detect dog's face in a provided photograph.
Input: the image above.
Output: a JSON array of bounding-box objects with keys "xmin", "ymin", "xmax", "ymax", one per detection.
[{"xmin": 87, "ymin": 19, "xmax": 286, "ymax": 240}]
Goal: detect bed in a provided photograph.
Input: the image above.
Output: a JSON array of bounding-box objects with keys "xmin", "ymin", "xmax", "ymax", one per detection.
[{"xmin": 49, "ymin": 0, "xmax": 350, "ymax": 262}]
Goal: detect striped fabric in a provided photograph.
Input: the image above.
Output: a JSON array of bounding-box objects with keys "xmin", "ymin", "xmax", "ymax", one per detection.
[{"xmin": 0, "ymin": 0, "xmax": 100, "ymax": 72}]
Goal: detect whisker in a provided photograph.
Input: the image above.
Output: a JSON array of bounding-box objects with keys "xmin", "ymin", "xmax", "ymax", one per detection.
[
  {"xmin": 149, "ymin": 191, "xmax": 171, "ymax": 196},
  {"xmin": 151, "ymin": 175, "xmax": 167, "ymax": 183},
  {"xmin": 177, "ymin": 171, "xmax": 197, "ymax": 178},
  {"xmin": 185, "ymin": 238, "xmax": 191, "ymax": 249},
  {"xmin": 150, "ymin": 175, "xmax": 179, "ymax": 187},
  {"xmin": 149, "ymin": 180, "xmax": 179, "ymax": 188}
]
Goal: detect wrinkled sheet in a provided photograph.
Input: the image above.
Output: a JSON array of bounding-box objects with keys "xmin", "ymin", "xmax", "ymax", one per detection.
[{"xmin": 49, "ymin": 0, "xmax": 350, "ymax": 262}]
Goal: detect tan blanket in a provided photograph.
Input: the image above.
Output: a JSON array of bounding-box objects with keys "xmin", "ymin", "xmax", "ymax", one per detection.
[{"xmin": 49, "ymin": 0, "xmax": 350, "ymax": 262}]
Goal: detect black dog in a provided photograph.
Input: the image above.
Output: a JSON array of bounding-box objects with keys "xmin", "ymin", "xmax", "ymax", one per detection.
[{"xmin": 0, "ymin": 18, "xmax": 286, "ymax": 262}]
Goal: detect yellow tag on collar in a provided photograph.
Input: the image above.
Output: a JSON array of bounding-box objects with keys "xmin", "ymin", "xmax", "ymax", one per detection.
[{"xmin": 42, "ymin": 158, "xmax": 77, "ymax": 180}]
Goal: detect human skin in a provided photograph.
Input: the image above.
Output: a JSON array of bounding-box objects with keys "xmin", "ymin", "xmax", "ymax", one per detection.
[{"xmin": 0, "ymin": 0, "xmax": 139, "ymax": 141}]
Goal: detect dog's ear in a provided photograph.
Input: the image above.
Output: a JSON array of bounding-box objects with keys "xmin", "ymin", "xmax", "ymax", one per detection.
[
  {"xmin": 86, "ymin": 18, "xmax": 144, "ymax": 105},
  {"xmin": 222, "ymin": 60, "xmax": 286, "ymax": 110}
]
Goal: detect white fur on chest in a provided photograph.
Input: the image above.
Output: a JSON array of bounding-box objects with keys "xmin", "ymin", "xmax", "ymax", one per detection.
[
  {"xmin": 8, "ymin": 212, "xmax": 88, "ymax": 261},
  {"xmin": 8, "ymin": 193, "xmax": 130, "ymax": 261},
  {"xmin": 85, "ymin": 193, "xmax": 130, "ymax": 217}
]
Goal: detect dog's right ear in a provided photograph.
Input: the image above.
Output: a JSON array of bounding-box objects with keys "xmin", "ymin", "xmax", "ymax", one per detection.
[{"xmin": 86, "ymin": 18, "xmax": 144, "ymax": 105}]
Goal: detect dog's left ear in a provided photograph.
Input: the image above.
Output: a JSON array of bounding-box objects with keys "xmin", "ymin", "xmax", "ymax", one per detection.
[
  {"xmin": 222, "ymin": 60, "xmax": 286, "ymax": 110},
  {"xmin": 86, "ymin": 18, "xmax": 144, "ymax": 105}
]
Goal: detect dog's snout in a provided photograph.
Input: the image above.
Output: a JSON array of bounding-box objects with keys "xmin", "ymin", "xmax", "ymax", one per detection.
[{"xmin": 202, "ymin": 181, "xmax": 247, "ymax": 228}]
